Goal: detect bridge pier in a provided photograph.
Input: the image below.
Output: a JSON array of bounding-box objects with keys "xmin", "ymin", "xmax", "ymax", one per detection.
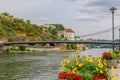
[
  {"xmin": 77, "ymin": 44, "xmax": 89, "ymax": 51},
  {"xmin": 58, "ymin": 43, "xmax": 67, "ymax": 51}
]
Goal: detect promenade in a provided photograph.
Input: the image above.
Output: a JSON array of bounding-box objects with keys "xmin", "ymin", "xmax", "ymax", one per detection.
[{"xmin": 112, "ymin": 63, "xmax": 120, "ymax": 80}]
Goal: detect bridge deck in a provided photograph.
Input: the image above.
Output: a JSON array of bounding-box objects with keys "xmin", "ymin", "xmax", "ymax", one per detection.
[{"xmin": 0, "ymin": 40, "xmax": 119, "ymax": 45}]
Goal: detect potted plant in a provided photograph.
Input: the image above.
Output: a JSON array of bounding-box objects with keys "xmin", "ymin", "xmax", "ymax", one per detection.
[
  {"xmin": 102, "ymin": 51, "xmax": 117, "ymax": 68},
  {"xmin": 58, "ymin": 53, "xmax": 115, "ymax": 80}
]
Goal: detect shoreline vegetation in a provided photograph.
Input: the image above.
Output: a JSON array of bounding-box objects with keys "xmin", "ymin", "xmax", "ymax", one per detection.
[{"xmin": 2, "ymin": 44, "xmax": 89, "ymax": 53}]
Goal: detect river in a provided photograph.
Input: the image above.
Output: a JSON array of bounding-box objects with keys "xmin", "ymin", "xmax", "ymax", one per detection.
[{"xmin": 0, "ymin": 48, "xmax": 111, "ymax": 80}]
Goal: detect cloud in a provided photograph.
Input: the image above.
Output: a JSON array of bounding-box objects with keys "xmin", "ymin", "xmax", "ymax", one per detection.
[
  {"xmin": 76, "ymin": 0, "xmax": 118, "ymax": 22},
  {"xmin": 65, "ymin": 0, "xmax": 78, "ymax": 1},
  {"xmin": 86, "ymin": 0, "xmax": 120, "ymax": 7},
  {"xmin": 77, "ymin": 6, "xmax": 106, "ymax": 14},
  {"xmin": 76, "ymin": 14, "xmax": 100, "ymax": 21},
  {"xmin": 77, "ymin": 0, "xmax": 120, "ymax": 14},
  {"xmin": 38, "ymin": 17, "xmax": 49, "ymax": 22}
]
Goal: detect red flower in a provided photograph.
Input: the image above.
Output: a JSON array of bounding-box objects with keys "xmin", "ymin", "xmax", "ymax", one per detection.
[
  {"xmin": 102, "ymin": 52, "xmax": 112, "ymax": 60},
  {"xmin": 66, "ymin": 73, "xmax": 76, "ymax": 79},
  {"xmin": 92, "ymin": 75, "xmax": 106, "ymax": 80},
  {"xmin": 58, "ymin": 72, "xmax": 67, "ymax": 79},
  {"xmin": 75, "ymin": 76, "xmax": 84, "ymax": 80},
  {"xmin": 102, "ymin": 52, "xmax": 110, "ymax": 57},
  {"xmin": 58, "ymin": 72, "xmax": 84, "ymax": 80}
]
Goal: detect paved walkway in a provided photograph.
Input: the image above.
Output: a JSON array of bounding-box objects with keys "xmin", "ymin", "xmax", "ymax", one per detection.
[{"xmin": 111, "ymin": 63, "xmax": 120, "ymax": 80}]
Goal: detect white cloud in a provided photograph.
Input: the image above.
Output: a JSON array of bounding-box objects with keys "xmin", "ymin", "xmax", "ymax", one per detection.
[
  {"xmin": 38, "ymin": 17, "xmax": 49, "ymax": 22},
  {"xmin": 76, "ymin": 14, "xmax": 100, "ymax": 21}
]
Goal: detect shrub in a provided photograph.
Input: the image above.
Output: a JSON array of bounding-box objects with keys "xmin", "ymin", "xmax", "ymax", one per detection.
[{"xmin": 19, "ymin": 44, "xmax": 26, "ymax": 51}]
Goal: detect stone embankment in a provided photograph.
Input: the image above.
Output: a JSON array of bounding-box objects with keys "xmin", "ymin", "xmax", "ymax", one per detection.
[
  {"xmin": 59, "ymin": 43, "xmax": 89, "ymax": 52},
  {"xmin": 77, "ymin": 44, "xmax": 89, "ymax": 51},
  {"xmin": 2, "ymin": 43, "xmax": 89, "ymax": 52},
  {"xmin": 27, "ymin": 46, "xmax": 60, "ymax": 52},
  {"xmin": 3, "ymin": 46, "xmax": 60, "ymax": 52}
]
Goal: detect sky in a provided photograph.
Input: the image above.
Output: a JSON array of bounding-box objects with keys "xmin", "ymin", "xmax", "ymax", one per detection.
[{"xmin": 0, "ymin": 0, "xmax": 120, "ymax": 39}]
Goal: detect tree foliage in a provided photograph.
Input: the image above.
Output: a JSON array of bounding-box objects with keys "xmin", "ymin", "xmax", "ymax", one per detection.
[{"xmin": 0, "ymin": 12, "xmax": 65, "ymax": 41}]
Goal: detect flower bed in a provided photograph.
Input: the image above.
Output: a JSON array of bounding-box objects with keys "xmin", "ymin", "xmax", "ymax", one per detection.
[
  {"xmin": 58, "ymin": 50, "xmax": 117, "ymax": 80},
  {"xmin": 102, "ymin": 52, "xmax": 117, "ymax": 60},
  {"xmin": 102, "ymin": 51, "xmax": 117, "ymax": 68}
]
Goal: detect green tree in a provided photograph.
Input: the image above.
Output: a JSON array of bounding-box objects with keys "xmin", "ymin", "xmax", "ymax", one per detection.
[
  {"xmin": 8, "ymin": 37, "xmax": 14, "ymax": 42},
  {"xmin": 1, "ymin": 12, "xmax": 10, "ymax": 16},
  {"xmin": 19, "ymin": 44, "xmax": 26, "ymax": 51}
]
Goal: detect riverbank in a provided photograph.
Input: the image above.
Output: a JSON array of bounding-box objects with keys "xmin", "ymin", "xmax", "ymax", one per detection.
[
  {"xmin": 2, "ymin": 44, "xmax": 89, "ymax": 53},
  {"xmin": 27, "ymin": 46, "xmax": 60, "ymax": 52}
]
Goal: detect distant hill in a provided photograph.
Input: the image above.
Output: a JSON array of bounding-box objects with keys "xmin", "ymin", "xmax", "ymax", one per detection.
[{"xmin": 0, "ymin": 12, "xmax": 65, "ymax": 42}]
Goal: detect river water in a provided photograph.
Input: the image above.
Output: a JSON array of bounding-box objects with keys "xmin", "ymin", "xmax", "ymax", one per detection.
[{"xmin": 0, "ymin": 48, "xmax": 111, "ymax": 80}]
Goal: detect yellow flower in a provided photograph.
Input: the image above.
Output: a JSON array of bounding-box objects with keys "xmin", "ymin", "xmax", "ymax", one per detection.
[
  {"xmin": 79, "ymin": 63, "xmax": 83, "ymax": 67},
  {"xmin": 111, "ymin": 66, "xmax": 114, "ymax": 71},
  {"xmin": 68, "ymin": 55, "xmax": 74, "ymax": 59},
  {"xmin": 76, "ymin": 61, "xmax": 79, "ymax": 65},
  {"xmin": 97, "ymin": 59, "xmax": 102, "ymax": 63},
  {"xmin": 72, "ymin": 68, "xmax": 77, "ymax": 73},
  {"xmin": 60, "ymin": 62, "xmax": 64, "ymax": 66},
  {"xmin": 63, "ymin": 59, "xmax": 67, "ymax": 62},
  {"xmin": 98, "ymin": 56, "xmax": 102, "ymax": 60},
  {"xmin": 111, "ymin": 74, "xmax": 116, "ymax": 79},
  {"xmin": 60, "ymin": 59, "xmax": 68, "ymax": 66},
  {"xmin": 98, "ymin": 63, "xmax": 103, "ymax": 68},
  {"xmin": 75, "ymin": 59, "xmax": 79, "ymax": 62},
  {"xmin": 67, "ymin": 60, "xmax": 70, "ymax": 63},
  {"xmin": 87, "ymin": 57, "xmax": 93, "ymax": 63},
  {"xmin": 110, "ymin": 52, "xmax": 112, "ymax": 55},
  {"xmin": 89, "ymin": 59, "xmax": 93, "ymax": 63},
  {"xmin": 76, "ymin": 50, "xmax": 80, "ymax": 54},
  {"xmin": 103, "ymin": 59, "xmax": 107, "ymax": 63},
  {"xmin": 60, "ymin": 60, "xmax": 66, "ymax": 67},
  {"xmin": 96, "ymin": 67, "xmax": 99, "ymax": 71},
  {"xmin": 100, "ymin": 69, "xmax": 103, "ymax": 73},
  {"xmin": 61, "ymin": 62, "xmax": 65, "ymax": 67},
  {"xmin": 103, "ymin": 61, "xmax": 106, "ymax": 65}
]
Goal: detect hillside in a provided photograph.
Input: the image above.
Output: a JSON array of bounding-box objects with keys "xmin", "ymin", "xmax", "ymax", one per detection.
[{"xmin": 0, "ymin": 12, "xmax": 65, "ymax": 42}]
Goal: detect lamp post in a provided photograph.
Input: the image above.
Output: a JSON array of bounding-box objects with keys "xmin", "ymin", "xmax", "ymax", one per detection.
[
  {"xmin": 119, "ymin": 29, "xmax": 120, "ymax": 50},
  {"xmin": 109, "ymin": 7, "xmax": 117, "ymax": 51}
]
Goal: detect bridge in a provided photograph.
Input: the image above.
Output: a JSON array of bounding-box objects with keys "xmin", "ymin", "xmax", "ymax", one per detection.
[
  {"xmin": 0, "ymin": 40, "xmax": 119, "ymax": 45},
  {"xmin": 80, "ymin": 25, "xmax": 120, "ymax": 40},
  {"xmin": 1, "ymin": 25, "xmax": 120, "ymax": 46}
]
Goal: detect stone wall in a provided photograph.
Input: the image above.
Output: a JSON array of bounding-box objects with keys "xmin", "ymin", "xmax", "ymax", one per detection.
[{"xmin": 59, "ymin": 43, "xmax": 89, "ymax": 51}]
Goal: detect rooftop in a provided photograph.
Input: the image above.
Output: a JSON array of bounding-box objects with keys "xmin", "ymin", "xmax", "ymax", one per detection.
[{"xmin": 65, "ymin": 28, "xmax": 74, "ymax": 33}]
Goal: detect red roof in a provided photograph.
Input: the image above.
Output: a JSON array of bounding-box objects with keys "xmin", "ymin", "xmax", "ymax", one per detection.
[{"xmin": 65, "ymin": 28, "xmax": 74, "ymax": 33}]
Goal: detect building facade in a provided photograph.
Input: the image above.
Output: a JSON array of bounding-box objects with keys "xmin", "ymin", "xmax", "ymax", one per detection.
[
  {"xmin": 64, "ymin": 28, "xmax": 75, "ymax": 41},
  {"xmin": 57, "ymin": 28, "xmax": 75, "ymax": 41}
]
